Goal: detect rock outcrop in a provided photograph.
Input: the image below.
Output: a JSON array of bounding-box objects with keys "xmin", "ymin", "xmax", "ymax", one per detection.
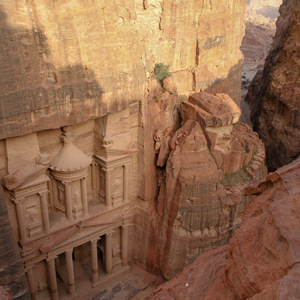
[
  {"xmin": 143, "ymin": 92, "xmax": 267, "ymax": 279},
  {"xmin": 245, "ymin": 0, "xmax": 300, "ymax": 171},
  {"xmin": 152, "ymin": 157, "xmax": 300, "ymax": 299}
]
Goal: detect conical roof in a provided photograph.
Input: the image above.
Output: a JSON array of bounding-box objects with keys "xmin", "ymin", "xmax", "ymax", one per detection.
[
  {"xmin": 50, "ymin": 143, "xmax": 91, "ymax": 171},
  {"xmin": 50, "ymin": 127, "xmax": 91, "ymax": 172}
]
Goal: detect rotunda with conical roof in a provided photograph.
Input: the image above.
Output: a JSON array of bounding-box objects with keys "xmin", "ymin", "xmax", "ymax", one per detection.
[{"xmin": 50, "ymin": 127, "xmax": 91, "ymax": 220}]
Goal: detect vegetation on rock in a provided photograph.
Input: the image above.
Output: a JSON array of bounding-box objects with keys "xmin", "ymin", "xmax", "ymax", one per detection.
[{"xmin": 154, "ymin": 63, "xmax": 172, "ymax": 86}]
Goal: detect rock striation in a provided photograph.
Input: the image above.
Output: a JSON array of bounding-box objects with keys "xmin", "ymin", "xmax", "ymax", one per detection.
[
  {"xmin": 0, "ymin": 0, "xmax": 247, "ymax": 140},
  {"xmin": 245, "ymin": 0, "xmax": 300, "ymax": 171},
  {"xmin": 151, "ymin": 157, "xmax": 300, "ymax": 299},
  {"xmin": 146, "ymin": 92, "xmax": 267, "ymax": 279},
  {"xmin": 0, "ymin": 1, "xmax": 252, "ymax": 298}
]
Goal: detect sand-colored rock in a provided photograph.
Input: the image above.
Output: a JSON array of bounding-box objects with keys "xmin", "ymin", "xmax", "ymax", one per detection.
[
  {"xmin": 151, "ymin": 158, "xmax": 300, "ymax": 299},
  {"xmin": 142, "ymin": 92, "xmax": 267, "ymax": 279},
  {"xmin": 0, "ymin": 1, "xmax": 255, "ymax": 298},
  {"xmin": 245, "ymin": 0, "xmax": 300, "ymax": 170},
  {"xmin": 0, "ymin": 0, "xmax": 247, "ymax": 140}
]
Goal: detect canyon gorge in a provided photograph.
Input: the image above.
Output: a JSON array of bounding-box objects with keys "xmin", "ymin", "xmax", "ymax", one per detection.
[{"xmin": 0, "ymin": 0, "xmax": 299, "ymax": 299}]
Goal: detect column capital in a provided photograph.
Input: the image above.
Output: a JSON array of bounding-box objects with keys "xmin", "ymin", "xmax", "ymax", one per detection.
[
  {"xmin": 11, "ymin": 198, "xmax": 25, "ymax": 205},
  {"xmin": 91, "ymin": 237, "xmax": 101, "ymax": 243},
  {"xmin": 62, "ymin": 180, "xmax": 72, "ymax": 185},
  {"xmin": 25, "ymin": 265, "xmax": 35, "ymax": 272},
  {"xmin": 65, "ymin": 248, "xmax": 74, "ymax": 254},
  {"xmin": 46, "ymin": 255, "xmax": 58, "ymax": 262},
  {"xmin": 38, "ymin": 191, "xmax": 49, "ymax": 197},
  {"xmin": 122, "ymin": 223, "xmax": 129, "ymax": 229}
]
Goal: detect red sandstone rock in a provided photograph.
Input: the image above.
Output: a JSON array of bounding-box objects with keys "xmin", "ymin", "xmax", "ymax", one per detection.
[
  {"xmin": 245, "ymin": 0, "xmax": 300, "ymax": 171},
  {"xmin": 149, "ymin": 92, "xmax": 267, "ymax": 279},
  {"xmin": 151, "ymin": 158, "xmax": 300, "ymax": 299}
]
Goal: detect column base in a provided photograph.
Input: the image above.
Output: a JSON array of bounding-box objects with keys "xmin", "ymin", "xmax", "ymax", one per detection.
[{"xmin": 91, "ymin": 265, "xmax": 130, "ymax": 288}]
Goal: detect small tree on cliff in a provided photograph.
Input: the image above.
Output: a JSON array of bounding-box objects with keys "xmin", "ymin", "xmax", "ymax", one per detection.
[{"xmin": 154, "ymin": 63, "xmax": 172, "ymax": 87}]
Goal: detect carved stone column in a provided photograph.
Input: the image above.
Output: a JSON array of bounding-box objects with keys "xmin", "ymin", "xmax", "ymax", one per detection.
[
  {"xmin": 91, "ymin": 238, "xmax": 99, "ymax": 284},
  {"xmin": 39, "ymin": 192, "xmax": 50, "ymax": 233},
  {"xmin": 14, "ymin": 199, "xmax": 27, "ymax": 241},
  {"xmin": 65, "ymin": 249, "xmax": 75, "ymax": 295},
  {"xmin": 63, "ymin": 181, "xmax": 72, "ymax": 220},
  {"xmin": 105, "ymin": 170, "xmax": 112, "ymax": 207},
  {"xmin": 47, "ymin": 258, "xmax": 58, "ymax": 300},
  {"xmin": 123, "ymin": 165, "xmax": 129, "ymax": 203},
  {"xmin": 81, "ymin": 177, "xmax": 88, "ymax": 216},
  {"xmin": 26, "ymin": 267, "xmax": 36, "ymax": 300},
  {"xmin": 121, "ymin": 225, "xmax": 128, "ymax": 266},
  {"xmin": 105, "ymin": 232, "xmax": 113, "ymax": 274}
]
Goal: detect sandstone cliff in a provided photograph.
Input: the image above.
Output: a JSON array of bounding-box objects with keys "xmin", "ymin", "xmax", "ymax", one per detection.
[
  {"xmin": 0, "ymin": 1, "xmax": 250, "ymax": 297},
  {"xmin": 245, "ymin": 0, "xmax": 300, "ymax": 171},
  {"xmin": 0, "ymin": 0, "xmax": 246, "ymax": 140},
  {"xmin": 137, "ymin": 92, "xmax": 267, "ymax": 279},
  {"xmin": 151, "ymin": 157, "xmax": 300, "ymax": 299}
]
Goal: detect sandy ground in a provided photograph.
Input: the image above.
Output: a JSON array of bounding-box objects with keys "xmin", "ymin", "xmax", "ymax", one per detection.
[{"xmin": 240, "ymin": 4, "xmax": 280, "ymax": 125}]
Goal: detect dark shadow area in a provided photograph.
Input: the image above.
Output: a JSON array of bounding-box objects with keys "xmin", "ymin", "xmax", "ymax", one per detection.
[{"xmin": 0, "ymin": 5, "xmax": 104, "ymax": 140}]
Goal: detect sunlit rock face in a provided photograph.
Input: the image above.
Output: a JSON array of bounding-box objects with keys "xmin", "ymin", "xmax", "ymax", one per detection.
[
  {"xmin": 152, "ymin": 158, "xmax": 300, "ymax": 299},
  {"xmin": 147, "ymin": 92, "xmax": 267, "ymax": 279},
  {"xmin": 0, "ymin": 0, "xmax": 246, "ymax": 140},
  {"xmin": 0, "ymin": 1, "xmax": 250, "ymax": 297},
  {"xmin": 246, "ymin": 0, "xmax": 300, "ymax": 171}
]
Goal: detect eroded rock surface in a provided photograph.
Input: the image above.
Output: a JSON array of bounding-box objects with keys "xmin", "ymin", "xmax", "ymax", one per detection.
[
  {"xmin": 151, "ymin": 158, "xmax": 300, "ymax": 299},
  {"xmin": 245, "ymin": 0, "xmax": 300, "ymax": 170},
  {"xmin": 0, "ymin": 0, "xmax": 247, "ymax": 140},
  {"xmin": 147, "ymin": 92, "xmax": 267, "ymax": 279}
]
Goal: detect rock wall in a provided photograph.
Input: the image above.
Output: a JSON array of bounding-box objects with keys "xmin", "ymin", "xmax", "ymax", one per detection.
[
  {"xmin": 0, "ymin": 1, "xmax": 249, "ymax": 295},
  {"xmin": 0, "ymin": 0, "xmax": 247, "ymax": 140},
  {"xmin": 138, "ymin": 92, "xmax": 267, "ymax": 279},
  {"xmin": 245, "ymin": 0, "xmax": 300, "ymax": 171},
  {"xmin": 152, "ymin": 157, "xmax": 300, "ymax": 299}
]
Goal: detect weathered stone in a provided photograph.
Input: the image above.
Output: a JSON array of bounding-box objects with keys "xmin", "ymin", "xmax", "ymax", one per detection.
[
  {"xmin": 151, "ymin": 158, "xmax": 300, "ymax": 299},
  {"xmin": 0, "ymin": 189, "xmax": 30, "ymax": 300},
  {"xmin": 0, "ymin": 0, "xmax": 246, "ymax": 139},
  {"xmin": 0, "ymin": 1, "xmax": 253, "ymax": 298},
  {"xmin": 144, "ymin": 92, "xmax": 267, "ymax": 279},
  {"xmin": 245, "ymin": 0, "xmax": 300, "ymax": 171}
]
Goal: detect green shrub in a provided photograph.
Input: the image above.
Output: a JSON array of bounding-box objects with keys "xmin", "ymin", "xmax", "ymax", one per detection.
[{"xmin": 154, "ymin": 63, "xmax": 172, "ymax": 86}]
